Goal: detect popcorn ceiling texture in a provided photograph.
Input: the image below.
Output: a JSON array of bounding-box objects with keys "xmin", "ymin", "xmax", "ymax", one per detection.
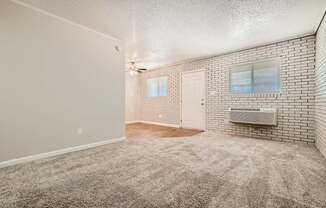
[
  {"xmin": 18, "ymin": 0, "xmax": 325, "ymax": 69},
  {"xmin": 139, "ymin": 35, "xmax": 316, "ymax": 143},
  {"xmin": 316, "ymin": 16, "xmax": 326, "ymax": 158}
]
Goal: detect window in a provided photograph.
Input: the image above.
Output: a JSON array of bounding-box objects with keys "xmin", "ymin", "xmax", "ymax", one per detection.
[
  {"xmin": 230, "ymin": 65, "xmax": 252, "ymax": 93},
  {"xmin": 230, "ymin": 60, "xmax": 280, "ymax": 93},
  {"xmin": 147, "ymin": 76, "xmax": 168, "ymax": 97}
]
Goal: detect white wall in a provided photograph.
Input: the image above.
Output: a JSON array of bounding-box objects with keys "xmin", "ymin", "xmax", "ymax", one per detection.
[
  {"xmin": 125, "ymin": 72, "xmax": 140, "ymax": 122},
  {"xmin": 316, "ymin": 15, "xmax": 326, "ymax": 158},
  {"xmin": 139, "ymin": 65, "xmax": 181, "ymax": 125},
  {"xmin": 0, "ymin": 0, "xmax": 125, "ymax": 162},
  {"xmin": 139, "ymin": 36, "xmax": 316, "ymax": 143}
]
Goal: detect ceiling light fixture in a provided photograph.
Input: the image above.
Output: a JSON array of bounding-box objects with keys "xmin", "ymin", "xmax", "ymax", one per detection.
[{"xmin": 127, "ymin": 61, "xmax": 147, "ymax": 76}]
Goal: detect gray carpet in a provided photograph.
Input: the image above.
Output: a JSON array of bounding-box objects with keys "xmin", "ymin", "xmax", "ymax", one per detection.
[{"xmin": 1, "ymin": 132, "xmax": 326, "ymax": 208}]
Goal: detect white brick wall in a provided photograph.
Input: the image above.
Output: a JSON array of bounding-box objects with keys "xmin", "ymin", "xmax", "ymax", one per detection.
[
  {"xmin": 316, "ymin": 16, "xmax": 326, "ymax": 158},
  {"xmin": 139, "ymin": 35, "xmax": 316, "ymax": 143},
  {"xmin": 139, "ymin": 65, "xmax": 182, "ymax": 125}
]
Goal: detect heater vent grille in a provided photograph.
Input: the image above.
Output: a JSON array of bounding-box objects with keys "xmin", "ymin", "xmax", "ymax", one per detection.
[{"xmin": 229, "ymin": 108, "xmax": 277, "ymax": 126}]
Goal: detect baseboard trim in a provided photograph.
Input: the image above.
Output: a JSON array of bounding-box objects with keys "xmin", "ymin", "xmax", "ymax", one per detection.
[
  {"xmin": 0, "ymin": 137, "xmax": 125, "ymax": 169},
  {"xmin": 137, "ymin": 120, "xmax": 180, "ymax": 128},
  {"xmin": 125, "ymin": 120, "xmax": 142, "ymax": 124}
]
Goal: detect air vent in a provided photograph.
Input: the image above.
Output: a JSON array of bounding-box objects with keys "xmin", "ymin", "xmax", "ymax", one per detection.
[{"xmin": 229, "ymin": 108, "xmax": 277, "ymax": 126}]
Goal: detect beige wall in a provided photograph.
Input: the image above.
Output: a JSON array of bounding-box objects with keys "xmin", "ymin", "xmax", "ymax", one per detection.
[
  {"xmin": 0, "ymin": 0, "xmax": 125, "ymax": 162},
  {"xmin": 139, "ymin": 36, "xmax": 316, "ymax": 143},
  {"xmin": 139, "ymin": 65, "xmax": 182, "ymax": 125},
  {"xmin": 316, "ymin": 16, "xmax": 326, "ymax": 158},
  {"xmin": 125, "ymin": 72, "xmax": 140, "ymax": 122}
]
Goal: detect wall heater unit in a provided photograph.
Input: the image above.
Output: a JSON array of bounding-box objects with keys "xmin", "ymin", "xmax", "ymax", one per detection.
[{"xmin": 229, "ymin": 108, "xmax": 277, "ymax": 126}]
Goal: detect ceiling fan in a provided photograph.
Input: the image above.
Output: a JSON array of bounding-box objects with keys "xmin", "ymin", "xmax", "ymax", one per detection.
[{"xmin": 128, "ymin": 61, "xmax": 147, "ymax": 75}]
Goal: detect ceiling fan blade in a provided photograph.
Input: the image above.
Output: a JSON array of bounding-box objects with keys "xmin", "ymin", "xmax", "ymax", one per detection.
[{"xmin": 137, "ymin": 68, "xmax": 147, "ymax": 71}]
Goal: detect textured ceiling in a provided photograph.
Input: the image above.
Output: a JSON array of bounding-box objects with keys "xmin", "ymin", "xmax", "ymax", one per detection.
[{"xmin": 16, "ymin": 0, "xmax": 326, "ymax": 69}]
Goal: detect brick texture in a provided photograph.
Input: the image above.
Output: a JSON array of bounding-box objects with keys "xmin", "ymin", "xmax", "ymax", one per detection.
[
  {"xmin": 139, "ymin": 35, "xmax": 316, "ymax": 143},
  {"xmin": 316, "ymin": 16, "xmax": 326, "ymax": 158},
  {"xmin": 139, "ymin": 65, "xmax": 182, "ymax": 125}
]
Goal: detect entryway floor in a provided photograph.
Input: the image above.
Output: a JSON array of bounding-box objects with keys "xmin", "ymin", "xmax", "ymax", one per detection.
[{"xmin": 126, "ymin": 122, "xmax": 202, "ymax": 139}]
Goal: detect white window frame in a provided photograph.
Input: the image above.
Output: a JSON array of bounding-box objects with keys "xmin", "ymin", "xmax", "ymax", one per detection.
[
  {"xmin": 147, "ymin": 76, "xmax": 168, "ymax": 97},
  {"xmin": 229, "ymin": 59, "xmax": 281, "ymax": 94}
]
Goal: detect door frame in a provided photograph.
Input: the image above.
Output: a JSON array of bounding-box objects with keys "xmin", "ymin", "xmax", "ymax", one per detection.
[{"xmin": 179, "ymin": 69, "xmax": 207, "ymax": 130}]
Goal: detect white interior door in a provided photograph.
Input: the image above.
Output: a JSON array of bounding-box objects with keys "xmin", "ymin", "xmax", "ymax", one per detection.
[{"xmin": 181, "ymin": 70, "xmax": 206, "ymax": 130}]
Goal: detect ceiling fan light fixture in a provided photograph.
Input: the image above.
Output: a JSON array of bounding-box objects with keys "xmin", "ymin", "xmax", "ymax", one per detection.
[
  {"xmin": 129, "ymin": 69, "xmax": 138, "ymax": 76},
  {"xmin": 127, "ymin": 61, "xmax": 147, "ymax": 76}
]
